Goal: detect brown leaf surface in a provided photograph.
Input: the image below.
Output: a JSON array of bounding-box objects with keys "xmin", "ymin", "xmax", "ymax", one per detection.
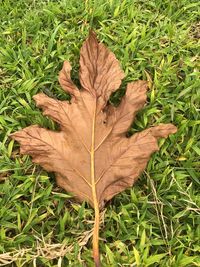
[
  {"xmin": 11, "ymin": 31, "xmax": 177, "ymax": 209},
  {"xmin": 11, "ymin": 31, "xmax": 177, "ymax": 266}
]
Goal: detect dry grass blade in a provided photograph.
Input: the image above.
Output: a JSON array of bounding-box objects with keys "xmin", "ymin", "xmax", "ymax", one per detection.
[{"xmin": 0, "ymin": 243, "xmax": 73, "ymax": 266}]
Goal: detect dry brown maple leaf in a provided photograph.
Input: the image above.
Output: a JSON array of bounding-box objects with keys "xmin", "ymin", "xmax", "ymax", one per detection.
[{"xmin": 11, "ymin": 31, "xmax": 177, "ymax": 266}]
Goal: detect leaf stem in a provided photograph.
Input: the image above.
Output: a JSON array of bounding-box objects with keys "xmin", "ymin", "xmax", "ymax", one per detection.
[
  {"xmin": 91, "ymin": 105, "xmax": 101, "ymax": 267},
  {"xmin": 93, "ymin": 203, "xmax": 100, "ymax": 266}
]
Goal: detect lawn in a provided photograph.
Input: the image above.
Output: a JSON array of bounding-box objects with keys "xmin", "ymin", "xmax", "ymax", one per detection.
[{"xmin": 0, "ymin": 0, "xmax": 200, "ymax": 266}]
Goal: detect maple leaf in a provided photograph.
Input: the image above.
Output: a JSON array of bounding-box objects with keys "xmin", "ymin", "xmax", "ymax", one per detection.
[{"xmin": 11, "ymin": 31, "xmax": 177, "ymax": 266}]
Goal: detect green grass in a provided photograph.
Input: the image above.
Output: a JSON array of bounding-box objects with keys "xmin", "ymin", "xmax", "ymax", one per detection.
[{"xmin": 0, "ymin": 0, "xmax": 200, "ymax": 266}]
